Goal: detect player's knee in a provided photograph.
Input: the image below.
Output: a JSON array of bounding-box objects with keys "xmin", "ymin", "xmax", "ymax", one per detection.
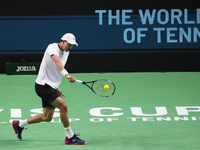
[
  {"xmin": 43, "ymin": 116, "xmax": 53, "ymax": 122},
  {"xmin": 60, "ymin": 104, "xmax": 68, "ymax": 112},
  {"xmin": 46, "ymin": 117, "xmax": 53, "ymax": 122}
]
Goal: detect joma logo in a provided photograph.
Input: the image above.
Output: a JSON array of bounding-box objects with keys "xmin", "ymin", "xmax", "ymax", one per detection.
[{"xmin": 16, "ymin": 66, "xmax": 36, "ymax": 72}]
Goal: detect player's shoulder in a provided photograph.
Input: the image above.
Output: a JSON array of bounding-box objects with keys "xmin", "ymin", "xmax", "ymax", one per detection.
[
  {"xmin": 47, "ymin": 43, "xmax": 59, "ymax": 49},
  {"xmin": 46, "ymin": 43, "xmax": 59, "ymax": 52},
  {"xmin": 46, "ymin": 43, "xmax": 59, "ymax": 55}
]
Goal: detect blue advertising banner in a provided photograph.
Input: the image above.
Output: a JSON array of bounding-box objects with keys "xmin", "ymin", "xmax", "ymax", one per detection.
[{"xmin": 0, "ymin": 8, "xmax": 200, "ymax": 54}]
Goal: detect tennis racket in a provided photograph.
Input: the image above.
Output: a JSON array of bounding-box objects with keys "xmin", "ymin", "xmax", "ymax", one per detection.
[{"xmin": 75, "ymin": 79, "xmax": 116, "ymax": 97}]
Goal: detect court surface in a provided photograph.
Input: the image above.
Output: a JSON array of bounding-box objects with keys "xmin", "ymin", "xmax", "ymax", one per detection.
[{"xmin": 0, "ymin": 72, "xmax": 200, "ymax": 150}]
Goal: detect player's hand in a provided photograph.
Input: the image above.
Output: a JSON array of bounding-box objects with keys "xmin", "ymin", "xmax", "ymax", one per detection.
[
  {"xmin": 65, "ymin": 74, "xmax": 75, "ymax": 83},
  {"xmin": 57, "ymin": 88, "xmax": 65, "ymax": 98},
  {"xmin": 68, "ymin": 76, "xmax": 75, "ymax": 83}
]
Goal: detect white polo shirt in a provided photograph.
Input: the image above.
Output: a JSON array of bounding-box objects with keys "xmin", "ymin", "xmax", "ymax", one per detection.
[{"xmin": 35, "ymin": 43, "xmax": 69, "ymax": 89}]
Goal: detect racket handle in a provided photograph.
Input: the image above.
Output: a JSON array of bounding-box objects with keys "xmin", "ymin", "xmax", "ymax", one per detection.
[{"xmin": 75, "ymin": 79, "xmax": 83, "ymax": 84}]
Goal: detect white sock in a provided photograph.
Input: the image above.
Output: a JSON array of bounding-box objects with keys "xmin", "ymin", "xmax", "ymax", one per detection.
[
  {"xmin": 19, "ymin": 119, "xmax": 28, "ymax": 128},
  {"xmin": 64, "ymin": 126, "xmax": 74, "ymax": 139}
]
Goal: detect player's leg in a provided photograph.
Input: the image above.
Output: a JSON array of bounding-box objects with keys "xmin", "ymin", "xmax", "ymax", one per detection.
[
  {"xmin": 27, "ymin": 107, "xmax": 55, "ymax": 124},
  {"xmin": 51, "ymin": 97, "xmax": 86, "ymax": 145},
  {"xmin": 12, "ymin": 107, "xmax": 55, "ymax": 140},
  {"xmin": 51, "ymin": 97, "xmax": 70, "ymax": 127}
]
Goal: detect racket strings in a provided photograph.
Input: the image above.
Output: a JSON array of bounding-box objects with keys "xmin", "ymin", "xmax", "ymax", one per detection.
[{"xmin": 92, "ymin": 80, "xmax": 115, "ymax": 97}]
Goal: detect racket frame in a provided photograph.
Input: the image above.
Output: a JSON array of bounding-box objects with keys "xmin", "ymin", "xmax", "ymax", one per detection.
[{"xmin": 75, "ymin": 79, "xmax": 116, "ymax": 97}]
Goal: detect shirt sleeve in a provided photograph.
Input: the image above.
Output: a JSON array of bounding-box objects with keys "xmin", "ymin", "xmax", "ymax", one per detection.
[{"xmin": 46, "ymin": 43, "xmax": 59, "ymax": 57}]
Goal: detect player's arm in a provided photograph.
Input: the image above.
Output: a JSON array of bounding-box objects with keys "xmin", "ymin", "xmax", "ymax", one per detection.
[{"xmin": 51, "ymin": 54, "xmax": 75, "ymax": 83}]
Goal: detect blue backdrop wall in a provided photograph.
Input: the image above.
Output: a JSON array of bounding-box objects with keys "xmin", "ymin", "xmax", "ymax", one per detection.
[{"xmin": 0, "ymin": 0, "xmax": 200, "ymax": 73}]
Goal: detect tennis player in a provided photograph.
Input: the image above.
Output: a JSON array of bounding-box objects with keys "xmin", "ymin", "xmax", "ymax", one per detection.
[{"xmin": 12, "ymin": 33, "xmax": 86, "ymax": 145}]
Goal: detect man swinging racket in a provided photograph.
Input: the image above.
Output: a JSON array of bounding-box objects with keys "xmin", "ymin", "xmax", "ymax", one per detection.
[{"xmin": 12, "ymin": 33, "xmax": 86, "ymax": 145}]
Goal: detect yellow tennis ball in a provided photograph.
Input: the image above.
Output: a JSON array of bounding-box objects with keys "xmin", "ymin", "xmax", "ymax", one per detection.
[{"xmin": 104, "ymin": 85, "xmax": 109, "ymax": 90}]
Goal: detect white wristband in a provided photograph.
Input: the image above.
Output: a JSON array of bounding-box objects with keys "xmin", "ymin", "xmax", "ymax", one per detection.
[{"xmin": 61, "ymin": 69, "xmax": 68, "ymax": 76}]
